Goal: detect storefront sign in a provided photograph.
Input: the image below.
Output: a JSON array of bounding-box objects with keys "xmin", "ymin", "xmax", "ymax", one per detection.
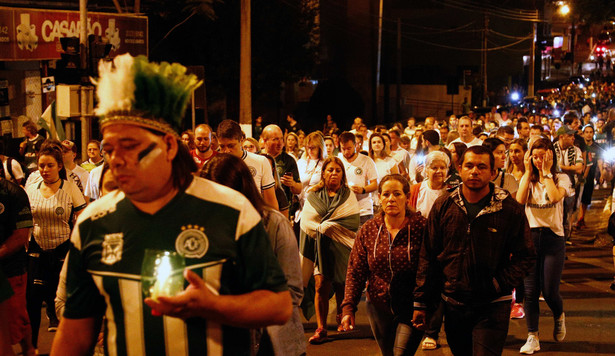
[{"xmin": 0, "ymin": 7, "xmax": 147, "ymax": 60}]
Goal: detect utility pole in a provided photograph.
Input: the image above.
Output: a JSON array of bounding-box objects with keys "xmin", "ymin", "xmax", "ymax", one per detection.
[
  {"xmin": 396, "ymin": 18, "xmax": 401, "ymax": 122},
  {"xmin": 570, "ymin": 19, "xmax": 576, "ymax": 76},
  {"xmin": 481, "ymin": 13, "xmax": 488, "ymax": 107},
  {"xmin": 375, "ymin": 0, "xmax": 383, "ymax": 123},
  {"xmin": 239, "ymin": 0, "xmax": 252, "ymax": 136},
  {"xmin": 529, "ymin": 22, "xmax": 537, "ymax": 97},
  {"xmin": 79, "ymin": 0, "xmax": 90, "ymax": 160}
]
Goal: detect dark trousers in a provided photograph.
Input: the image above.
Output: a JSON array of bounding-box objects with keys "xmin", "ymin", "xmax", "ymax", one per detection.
[
  {"xmin": 365, "ymin": 301, "xmax": 424, "ymax": 356},
  {"xmin": 443, "ymin": 301, "xmax": 511, "ymax": 356},
  {"xmin": 524, "ymin": 228, "xmax": 565, "ymax": 333},
  {"xmin": 424, "ymin": 299, "xmax": 444, "ymax": 340},
  {"xmin": 26, "ymin": 238, "xmax": 69, "ymax": 347}
]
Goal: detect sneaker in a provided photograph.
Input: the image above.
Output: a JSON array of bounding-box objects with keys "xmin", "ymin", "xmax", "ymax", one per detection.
[
  {"xmin": 520, "ymin": 333, "xmax": 540, "ymax": 354},
  {"xmin": 48, "ymin": 318, "xmax": 59, "ymax": 332},
  {"xmin": 554, "ymin": 313, "xmax": 566, "ymax": 342},
  {"xmin": 421, "ymin": 336, "xmax": 438, "ymax": 350},
  {"xmin": 511, "ymin": 303, "xmax": 525, "ymax": 319},
  {"xmin": 308, "ymin": 328, "xmax": 328, "ymax": 345}
]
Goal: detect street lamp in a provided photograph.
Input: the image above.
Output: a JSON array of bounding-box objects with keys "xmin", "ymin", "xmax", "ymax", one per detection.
[{"xmin": 559, "ymin": 3, "xmax": 570, "ymax": 16}]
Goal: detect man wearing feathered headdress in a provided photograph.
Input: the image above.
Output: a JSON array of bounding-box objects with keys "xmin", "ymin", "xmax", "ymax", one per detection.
[{"xmin": 51, "ymin": 54, "xmax": 292, "ymax": 356}]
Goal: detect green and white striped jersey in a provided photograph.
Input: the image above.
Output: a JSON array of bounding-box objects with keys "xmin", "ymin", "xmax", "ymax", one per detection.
[{"xmin": 64, "ymin": 177, "xmax": 287, "ymax": 356}]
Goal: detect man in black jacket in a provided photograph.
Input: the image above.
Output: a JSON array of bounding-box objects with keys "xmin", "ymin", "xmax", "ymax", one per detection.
[{"xmin": 412, "ymin": 145, "xmax": 535, "ymax": 356}]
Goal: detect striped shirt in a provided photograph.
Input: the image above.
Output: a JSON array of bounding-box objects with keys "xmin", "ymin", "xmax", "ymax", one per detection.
[
  {"xmin": 64, "ymin": 177, "xmax": 287, "ymax": 356},
  {"xmin": 26, "ymin": 180, "xmax": 86, "ymax": 250}
]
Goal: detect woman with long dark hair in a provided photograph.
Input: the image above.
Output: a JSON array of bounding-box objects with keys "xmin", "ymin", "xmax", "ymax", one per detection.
[
  {"xmin": 517, "ymin": 138, "xmax": 572, "ymax": 354},
  {"xmin": 300, "ymin": 157, "xmax": 360, "ymax": 344},
  {"xmin": 201, "ymin": 154, "xmax": 305, "ymax": 355}
]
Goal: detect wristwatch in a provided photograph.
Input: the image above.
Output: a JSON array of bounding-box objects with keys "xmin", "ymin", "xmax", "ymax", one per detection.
[{"xmin": 544, "ymin": 173, "xmax": 553, "ymax": 179}]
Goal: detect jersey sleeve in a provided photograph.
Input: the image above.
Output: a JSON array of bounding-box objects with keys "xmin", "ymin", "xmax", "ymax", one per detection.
[
  {"xmin": 63, "ymin": 222, "xmax": 107, "ymax": 319},
  {"xmin": 260, "ymin": 157, "xmax": 276, "ymax": 191},
  {"xmin": 66, "ymin": 180, "xmax": 87, "ymax": 211},
  {"xmin": 233, "ymin": 199, "xmax": 288, "ymax": 293}
]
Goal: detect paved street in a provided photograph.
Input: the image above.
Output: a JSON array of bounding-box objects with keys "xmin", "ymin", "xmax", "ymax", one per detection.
[{"xmin": 29, "ymin": 188, "xmax": 615, "ymax": 356}]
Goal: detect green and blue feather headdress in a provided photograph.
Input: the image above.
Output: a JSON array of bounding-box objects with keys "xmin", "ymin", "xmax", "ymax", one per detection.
[{"xmin": 94, "ymin": 54, "xmax": 202, "ymax": 137}]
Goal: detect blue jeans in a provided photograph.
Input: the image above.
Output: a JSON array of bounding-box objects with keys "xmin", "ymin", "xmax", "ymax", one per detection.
[
  {"xmin": 523, "ymin": 227, "xmax": 565, "ymax": 333},
  {"xmin": 443, "ymin": 301, "xmax": 511, "ymax": 356},
  {"xmin": 365, "ymin": 301, "xmax": 423, "ymax": 356}
]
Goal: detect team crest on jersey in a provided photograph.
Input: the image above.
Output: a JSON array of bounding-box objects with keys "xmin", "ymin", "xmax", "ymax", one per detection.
[
  {"xmin": 355, "ymin": 167, "xmax": 363, "ymax": 175},
  {"xmin": 55, "ymin": 207, "xmax": 65, "ymax": 215},
  {"xmin": 101, "ymin": 233, "xmax": 124, "ymax": 265},
  {"xmin": 249, "ymin": 166, "xmax": 257, "ymax": 177},
  {"xmin": 176, "ymin": 225, "xmax": 209, "ymax": 258},
  {"xmin": 0, "ymin": 203, "xmax": 4, "ymax": 215}
]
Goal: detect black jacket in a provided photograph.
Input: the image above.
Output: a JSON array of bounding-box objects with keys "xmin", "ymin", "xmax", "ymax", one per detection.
[{"xmin": 413, "ymin": 184, "xmax": 535, "ymax": 309}]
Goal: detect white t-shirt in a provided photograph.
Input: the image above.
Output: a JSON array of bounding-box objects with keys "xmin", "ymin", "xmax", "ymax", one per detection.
[
  {"xmin": 25, "ymin": 170, "xmax": 81, "ymax": 192},
  {"xmin": 372, "ymin": 156, "xmax": 397, "ymax": 206},
  {"xmin": 70, "ymin": 165, "xmax": 90, "ymax": 193},
  {"xmin": 340, "ymin": 153, "xmax": 378, "ymax": 217},
  {"xmin": 449, "ymin": 136, "xmax": 483, "ymax": 147},
  {"xmin": 242, "ymin": 150, "xmax": 275, "ymax": 193},
  {"xmin": 492, "ymin": 171, "xmax": 519, "ymax": 198},
  {"xmin": 416, "ymin": 180, "xmax": 448, "ymax": 218},
  {"xmin": 297, "ymin": 158, "xmax": 323, "ymax": 205},
  {"xmin": 26, "ymin": 179, "xmax": 86, "ymax": 250},
  {"xmin": 391, "ymin": 146, "xmax": 411, "ymax": 172},
  {"xmin": 1, "ymin": 156, "xmax": 25, "ymax": 182},
  {"xmin": 84, "ymin": 164, "xmax": 104, "ymax": 200},
  {"xmin": 525, "ymin": 173, "xmax": 573, "ymax": 237}
]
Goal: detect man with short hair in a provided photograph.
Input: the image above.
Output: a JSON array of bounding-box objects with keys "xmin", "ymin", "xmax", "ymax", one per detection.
[
  {"xmin": 191, "ymin": 124, "xmax": 217, "ymax": 169},
  {"xmin": 60, "ymin": 140, "xmax": 89, "ymax": 194},
  {"xmin": 338, "ymin": 132, "xmax": 378, "ymax": 225},
  {"xmin": 19, "ymin": 120, "xmax": 45, "ymax": 174},
  {"xmin": 517, "ymin": 118, "xmax": 531, "ymax": 141},
  {"xmin": 449, "ymin": 116, "xmax": 482, "ymax": 147},
  {"xmin": 262, "ymin": 125, "xmax": 302, "ymax": 206},
  {"xmin": 409, "ymin": 130, "xmax": 440, "ymax": 184},
  {"xmin": 389, "ymin": 128, "xmax": 411, "ymax": 176},
  {"xmin": 80, "ymin": 140, "xmax": 104, "ymax": 172},
  {"xmin": 412, "ymin": 145, "xmax": 534, "ymax": 356},
  {"xmin": 217, "ymin": 119, "xmax": 279, "ymax": 210},
  {"xmin": 496, "ymin": 125, "xmax": 515, "ymax": 149},
  {"xmin": 51, "ymin": 54, "xmax": 291, "ymax": 356},
  {"xmin": 554, "ymin": 125, "xmax": 584, "ymax": 242},
  {"xmin": 529, "ymin": 124, "xmax": 544, "ymax": 139}
]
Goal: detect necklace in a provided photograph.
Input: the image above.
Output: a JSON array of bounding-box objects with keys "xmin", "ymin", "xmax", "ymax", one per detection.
[{"xmin": 44, "ymin": 178, "xmax": 61, "ymax": 185}]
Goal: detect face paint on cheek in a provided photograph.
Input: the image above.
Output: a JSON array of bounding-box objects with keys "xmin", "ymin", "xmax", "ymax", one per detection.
[{"xmin": 138, "ymin": 142, "xmax": 164, "ymax": 168}]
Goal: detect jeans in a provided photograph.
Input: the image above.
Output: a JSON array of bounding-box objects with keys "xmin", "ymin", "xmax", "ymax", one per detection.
[
  {"xmin": 523, "ymin": 227, "xmax": 565, "ymax": 333},
  {"xmin": 563, "ymin": 195, "xmax": 575, "ymax": 240},
  {"xmin": 443, "ymin": 301, "xmax": 511, "ymax": 356},
  {"xmin": 365, "ymin": 301, "xmax": 423, "ymax": 356}
]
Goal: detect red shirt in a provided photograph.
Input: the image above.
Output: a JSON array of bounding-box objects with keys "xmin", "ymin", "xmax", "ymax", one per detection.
[{"xmin": 191, "ymin": 149, "xmax": 218, "ymax": 169}]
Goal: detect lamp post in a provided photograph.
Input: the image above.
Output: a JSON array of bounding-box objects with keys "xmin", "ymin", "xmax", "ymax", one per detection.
[{"xmin": 558, "ymin": 2, "xmax": 575, "ymax": 76}]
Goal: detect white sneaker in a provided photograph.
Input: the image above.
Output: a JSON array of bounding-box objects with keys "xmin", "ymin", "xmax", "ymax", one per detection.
[
  {"xmin": 520, "ymin": 333, "xmax": 540, "ymax": 354},
  {"xmin": 554, "ymin": 312, "xmax": 566, "ymax": 342}
]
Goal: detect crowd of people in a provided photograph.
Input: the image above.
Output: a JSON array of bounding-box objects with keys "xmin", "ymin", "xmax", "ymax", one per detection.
[{"xmin": 1, "ymin": 55, "xmax": 615, "ymax": 356}]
